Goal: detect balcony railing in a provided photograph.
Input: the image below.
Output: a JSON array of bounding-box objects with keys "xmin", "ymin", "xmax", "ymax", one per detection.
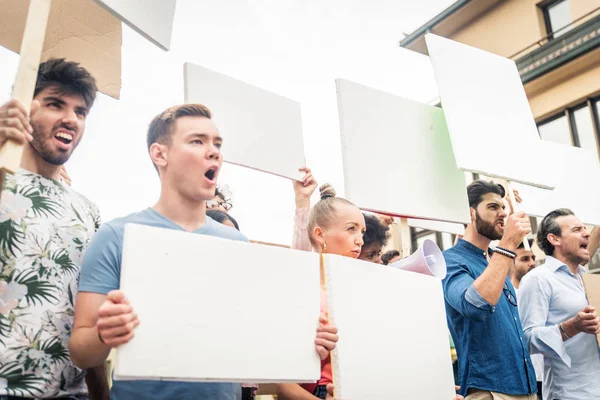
[{"xmin": 511, "ymin": 7, "xmax": 600, "ymax": 83}]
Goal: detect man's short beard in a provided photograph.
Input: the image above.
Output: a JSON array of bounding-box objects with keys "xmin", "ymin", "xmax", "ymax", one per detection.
[
  {"xmin": 565, "ymin": 252, "xmax": 588, "ymax": 268},
  {"xmin": 475, "ymin": 210, "xmax": 503, "ymax": 241},
  {"xmin": 30, "ymin": 121, "xmax": 73, "ymax": 166}
]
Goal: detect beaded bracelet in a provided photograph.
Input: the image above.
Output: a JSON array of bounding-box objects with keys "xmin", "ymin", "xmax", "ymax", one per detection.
[{"xmin": 494, "ymin": 246, "xmax": 516, "ymax": 259}]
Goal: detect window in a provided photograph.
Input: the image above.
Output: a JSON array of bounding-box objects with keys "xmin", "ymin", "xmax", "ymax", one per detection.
[
  {"xmin": 572, "ymin": 106, "xmax": 598, "ymax": 154},
  {"xmin": 536, "ymin": 97, "xmax": 600, "ymax": 160},
  {"xmin": 441, "ymin": 233, "xmax": 454, "ymax": 251},
  {"xmin": 538, "ymin": 114, "xmax": 572, "ymax": 145},
  {"xmin": 590, "ymin": 251, "xmax": 600, "ymax": 273},
  {"xmin": 416, "ymin": 232, "xmax": 437, "ymax": 249},
  {"xmin": 596, "ymin": 100, "xmax": 600, "ymax": 129},
  {"xmin": 464, "ymin": 172, "xmax": 475, "ymax": 185},
  {"xmin": 410, "ymin": 228, "xmax": 456, "ymax": 254},
  {"xmin": 543, "ymin": 0, "xmax": 573, "ymax": 38}
]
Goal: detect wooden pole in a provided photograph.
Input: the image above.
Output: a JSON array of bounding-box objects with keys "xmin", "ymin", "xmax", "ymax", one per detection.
[
  {"xmin": 506, "ymin": 181, "xmax": 531, "ymax": 251},
  {"xmin": 398, "ymin": 217, "xmax": 412, "ymax": 258},
  {"xmin": 0, "ymin": 0, "xmax": 53, "ymax": 175}
]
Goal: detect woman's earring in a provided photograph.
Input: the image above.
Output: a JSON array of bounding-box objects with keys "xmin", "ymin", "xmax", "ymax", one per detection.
[{"xmin": 322, "ymin": 243, "xmax": 327, "ymax": 253}]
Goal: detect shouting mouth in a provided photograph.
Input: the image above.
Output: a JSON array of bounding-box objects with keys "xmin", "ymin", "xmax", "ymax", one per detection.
[
  {"xmin": 204, "ymin": 166, "xmax": 219, "ymax": 184},
  {"xmin": 54, "ymin": 130, "xmax": 74, "ymax": 147},
  {"xmin": 580, "ymin": 243, "xmax": 589, "ymax": 252}
]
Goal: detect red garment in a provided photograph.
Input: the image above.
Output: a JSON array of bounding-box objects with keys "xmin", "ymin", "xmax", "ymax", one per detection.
[{"xmin": 301, "ymin": 287, "xmax": 332, "ymax": 393}]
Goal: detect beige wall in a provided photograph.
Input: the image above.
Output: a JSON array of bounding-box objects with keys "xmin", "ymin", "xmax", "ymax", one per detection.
[
  {"xmin": 571, "ymin": 0, "xmax": 600, "ymax": 21},
  {"xmin": 447, "ymin": 0, "xmax": 600, "ymax": 58},
  {"xmin": 449, "ymin": 0, "xmax": 547, "ymax": 58},
  {"xmin": 527, "ymin": 51, "xmax": 600, "ymax": 119},
  {"xmin": 442, "ymin": 0, "xmax": 600, "ymax": 118}
]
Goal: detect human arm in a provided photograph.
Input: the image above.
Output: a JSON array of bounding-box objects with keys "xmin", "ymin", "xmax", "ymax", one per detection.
[
  {"xmin": 472, "ymin": 212, "xmax": 530, "ymax": 305},
  {"xmin": 277, "ymin": 314, "xmax": 338, "ymax": 399},
  {"xmin": 69, "ymin": 223, "xmax": 138, "ymax": 368},
  {"xmin": 292, "ymin": 167, "xmax": 317, "ymax": 251}
]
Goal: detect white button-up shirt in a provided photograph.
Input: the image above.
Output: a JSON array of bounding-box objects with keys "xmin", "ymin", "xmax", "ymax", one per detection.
[{"xmin": 518, "ymin": 256, "xmax": 600, "ymax": 400}]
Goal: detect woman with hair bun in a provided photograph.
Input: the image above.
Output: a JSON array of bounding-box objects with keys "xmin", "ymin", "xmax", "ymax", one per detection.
[
  {"xmin": 278, "ymin": 183, "xmax": 365, "ymax": 400},
  {"xmin": 285, "ymin": 178, "xmax": 464, "ymax": 400},
  {"xmin": 292, "ymin": 168, "xmax": 389, "ymax": 263},
  {"xmin": 306, "ymin": 183, "xmax": 366, "ymax": 258}
]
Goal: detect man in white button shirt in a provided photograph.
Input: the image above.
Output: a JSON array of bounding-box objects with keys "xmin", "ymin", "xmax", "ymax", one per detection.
[
  {"xmin": 518, "ymin": 209, "xmax": 600, "ymax": 400},
  {"xmin": 510, "ymin": 239, "xmax": 543, "ymax": 400}
]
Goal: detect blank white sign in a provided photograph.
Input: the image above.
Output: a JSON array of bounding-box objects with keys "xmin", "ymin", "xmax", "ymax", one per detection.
[
  {"xmin": 336, "ymin": 78, "xmax": 470, "ymax": 224},
  {"xmin": 115, "ymin": 223, "xmax": 321, "ymax": 382},
  {"xmin": 324, "ymin": 254, "xmax": 456, "ymax": 399},
  {"xmin": 513, "ymin": 142, "xmax": 600, "ymax": 226},
  {"xmin": 408, "ymin": 218, "xmax": 465, "ymax": 235},
  {"xmin": 93, "ymin": 0, "xmax": 177, "ymax": 51},
  {"xmin": 184, "ymin": 62, "xmax": 306, "ymax": 181},
  {"xmin": 425, "ymin": 33, "xmax": 555, "ymax": 189}
]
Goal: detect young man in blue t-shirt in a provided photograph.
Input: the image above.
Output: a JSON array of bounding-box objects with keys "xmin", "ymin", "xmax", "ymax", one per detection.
[{"xmin": 69, "ymin": 104, "xmax": 339, "ymax": 400}]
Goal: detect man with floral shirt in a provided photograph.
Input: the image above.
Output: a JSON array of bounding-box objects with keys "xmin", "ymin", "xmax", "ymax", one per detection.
[{"xmin": 0, "ymin": 59, "xmax": 107, "ymax": 399}]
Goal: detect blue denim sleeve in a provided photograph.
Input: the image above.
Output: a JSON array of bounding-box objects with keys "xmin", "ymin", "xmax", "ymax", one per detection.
[
  {"xmin": 78, "ymin": 222, "xmax": 122, "ymax": 295},
  {"xmin": 443, "ymin": 262, "xmax": 495, "ymax": 321}
]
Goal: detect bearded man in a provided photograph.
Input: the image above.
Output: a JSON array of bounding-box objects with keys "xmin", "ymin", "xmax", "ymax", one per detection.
[{"xmin": 442, "ymin": 180, "xmax": 537, "ymax": 400}]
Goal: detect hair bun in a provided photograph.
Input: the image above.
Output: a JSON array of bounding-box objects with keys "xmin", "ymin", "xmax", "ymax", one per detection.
[{"xmin": 319, "ymin": 183, "xmax": 336, "ymax": 200}]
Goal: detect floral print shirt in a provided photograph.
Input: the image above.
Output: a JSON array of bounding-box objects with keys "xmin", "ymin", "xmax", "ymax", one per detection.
[{"xmin": 0, "ymin": 169, "xmax": 100, "ymax": 398}]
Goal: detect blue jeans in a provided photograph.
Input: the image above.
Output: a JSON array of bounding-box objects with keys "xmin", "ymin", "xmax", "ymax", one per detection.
[{"xmin": 313, "ymin": 385, "xmax": 328, "ymax": 399}]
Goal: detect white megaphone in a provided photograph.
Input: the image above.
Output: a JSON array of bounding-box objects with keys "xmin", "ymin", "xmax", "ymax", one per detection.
[{"xmin": 388, "ymin": 239, "xmax": 447, "ymax": 279}]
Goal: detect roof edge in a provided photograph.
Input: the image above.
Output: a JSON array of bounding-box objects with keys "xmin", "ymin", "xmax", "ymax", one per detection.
[{"xmin": 399, "ymin": 0, "xmax": 471, "ymax": 48}]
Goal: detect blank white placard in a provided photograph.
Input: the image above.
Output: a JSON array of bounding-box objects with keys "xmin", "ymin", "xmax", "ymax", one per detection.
[
  {"xmin": 336, "ymin": 78, "xmax": 470, "ymax": 224},
  {"xmin": 408, "ymin": 218, "xmax": 465, "ymax": 235},
  {"xmin": 93, "ymin": 0, "xmax": 177, "ymax": 51},
  {"xmin": 114, "ymin": 223, "xmax": 321, "ymax": 382},
  {"xmin": 184, "ymin": 62, "xmax": 306, "ymax": 181},
  {"xmin": 324, "ymin": 254, "xmax": 455, "ymax": 399},
  {"xmin": 425, "ymin": 33, "xmax": 555, "ymax": 189},
  {"xmin": 513, "ymin": 142, "xmax": 600, "ymax": 226}
]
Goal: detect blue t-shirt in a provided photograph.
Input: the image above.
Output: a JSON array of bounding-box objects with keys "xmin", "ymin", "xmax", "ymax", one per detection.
[{"xmin": 79, "ymin": 207, "xmax": 248, "ymax": 400}]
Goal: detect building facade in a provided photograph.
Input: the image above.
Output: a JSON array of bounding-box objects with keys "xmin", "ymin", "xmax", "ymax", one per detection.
[{"xmin": 398, "ymin": 0, "xmax": 600, "ymax": 271}]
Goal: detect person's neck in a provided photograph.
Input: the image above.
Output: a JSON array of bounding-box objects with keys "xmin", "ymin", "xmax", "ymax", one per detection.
[
  {"xmin": 20, "ymin": 146, "xmax": 62, "ymax": 180},
  {"xmin": 510, "ymin": 274, "xmax": 520, "ymax": 289},
  {"xmin": 552, "ymin": 252, "xmax": 580, "ymax": 275},
  {"xmin": 153, "ymin": 187, "xmax": 207, "ymax": 232},
  {"xmin": 462, "ymin": 224, "xmax": 492, "ymax": 252}
]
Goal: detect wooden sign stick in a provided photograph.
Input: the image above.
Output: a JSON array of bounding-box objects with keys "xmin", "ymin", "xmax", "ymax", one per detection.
[
  {"xmin": 398, "ymin": 217, "xmax": 412, "ymax": 258},
  {"xmin": 319, "ymin": 253, "xmax": 338, "ymax": 399},
  {"xmin": 0, "ymin": 0, "xmax": 53, "ymax": 177},
  {"xmin": 506, "ymin": 181, "xmax": 531, "ymax": 251}
]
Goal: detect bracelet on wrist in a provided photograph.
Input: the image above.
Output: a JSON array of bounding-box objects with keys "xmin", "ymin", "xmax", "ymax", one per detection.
[
  {"xmin": 494, "ymin": 246, "xmax": 516, "ymax": 259},
  {"xmin": 559, "ymin": 323, "xmax": 572, "ymax": 339},
  {"xmin": 98, "ymin": 329, "xmax": 106, "ymax": 344}
]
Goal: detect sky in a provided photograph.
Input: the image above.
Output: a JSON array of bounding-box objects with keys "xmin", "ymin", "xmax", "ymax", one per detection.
[{"xmin": 0, "ymin": 0, "xmax": 455, "ymax": 245}]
